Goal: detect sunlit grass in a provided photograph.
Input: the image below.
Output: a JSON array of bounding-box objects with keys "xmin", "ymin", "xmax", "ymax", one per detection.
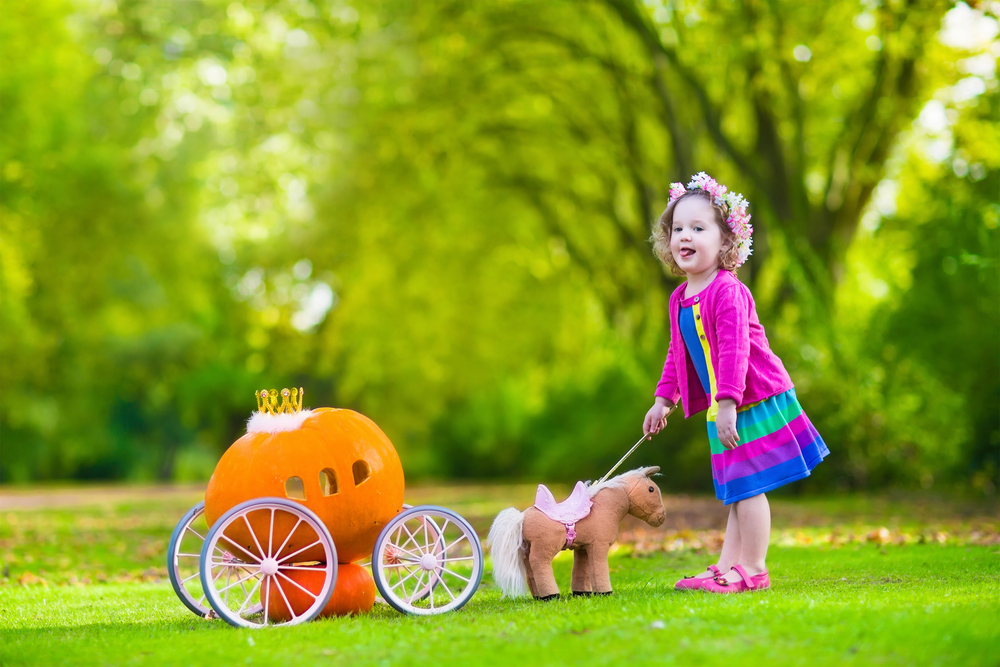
[
  {"xmin": 1, "ymin": 485, "xmax": 998, "ymax": 666},
  {"xmin": 1, "ymin": 545, "xmax": 998, "ymax": 667}
]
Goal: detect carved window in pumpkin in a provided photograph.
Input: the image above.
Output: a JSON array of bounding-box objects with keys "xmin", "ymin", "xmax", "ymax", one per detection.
[
  {"xmin": 353, "ymin": 460, "xmax": 370, "ymax": 486},
  {"xmin": 285, "ymin": 476, "xmax": 306, "ymax": 500},
  {"xmin": 319, "ymin": 468, "xmax": 338, "ymax": 496}
]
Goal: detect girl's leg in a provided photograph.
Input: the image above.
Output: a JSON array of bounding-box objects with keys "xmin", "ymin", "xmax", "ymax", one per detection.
[
  {"xmin": 719, "ymin": 493, "xmax": 770, "ymax": 582},
  {"xmin": 693, "ymin": 503, "xmax": 741, "ymax": 579}
]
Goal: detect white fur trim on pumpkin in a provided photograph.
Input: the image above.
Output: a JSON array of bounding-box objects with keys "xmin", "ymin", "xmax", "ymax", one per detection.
[{"xmin": 246, "ymin": 409, "xmax": 314, "ymax": 434}]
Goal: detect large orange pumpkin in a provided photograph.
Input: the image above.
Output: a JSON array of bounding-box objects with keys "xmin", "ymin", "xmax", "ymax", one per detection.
[
  {"xmin": 264, "ymin": 563, "xmax": 375, "ymax": 621},
  {"xmin": 205, "ymin": 406, "xmax": 405, "ymax": 563}
]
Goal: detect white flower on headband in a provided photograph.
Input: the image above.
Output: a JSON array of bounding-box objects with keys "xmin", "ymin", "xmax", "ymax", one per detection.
[{"xmin": 669, "ymin": 172, "xmax": 754, "ymax": 267}]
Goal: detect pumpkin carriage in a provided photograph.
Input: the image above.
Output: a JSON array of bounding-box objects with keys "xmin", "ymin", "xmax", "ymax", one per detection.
[{"xmin": 166, "ymin": 389, "xmax": 484, "ymax": 628}]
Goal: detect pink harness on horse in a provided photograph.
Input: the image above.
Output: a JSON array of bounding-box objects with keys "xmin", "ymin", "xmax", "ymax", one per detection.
[{"xmin": 533, "ymin": 481, "xmax": 593, "ymax": 549}]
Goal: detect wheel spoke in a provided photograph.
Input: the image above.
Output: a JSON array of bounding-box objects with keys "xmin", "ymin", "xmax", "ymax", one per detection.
[
  {"xmin": 440, "ymin": 566, "xmax": 472, "ymax": 583},
  {"xmin": 432, "ymin": 519, "xmax": 452, "ymax": 555},
  {"xmin": 263, "ymin": 575, "xmax": 271, "ymax": 625},
  {"xmin": 215, "ymin": 570, "xmax": 260, "ymax": 595},
  {"xmin": 181, "ymin": 572, "xmax": 201, "ymax": 584},
  {"xmin": 442, "ymin": 533, "xmax": 469, "ymax": 554},
  {"xmin": 381, "ymin": 561, "xmax": 423, "ymax": 569},
  {"xmin": 242, "ymin": 514, "xmax": 266, "ymax": 560},
  {"xmin": 239, "ymin": 571, "xmax": 251, "ymax": 598},
  {"xmin": 185, "ymin": 525, "xmax": 205, "ymax": 540},
  {"xmin": 236, "ymin": 577, "xmax": 263, "ymax": 616},
  {"xmin": 267, "ymin": 509, "xmax": 275, "ymax": 557},
  {"xmin": 385, "ymin": 562, "xmax": 418, "ymax": 591},
  {"xmin": 278, "ymin": 565, "xmax": 328, "ymax": 572},
  {"xmin": 399, "ymin": 522, "xmax": 424, "ymax": 555},
  {"xmin": 436, "ymin": 574, "xmax": 458, "ymax": 602},
  {"xmin": 402, "ymin": 568, "xmax": 423, "ymax": 602},
  {"xmin": 388, "ymin": 563, "xmax": 422, "ymax": 596},
  {"xmin": 272, "ymin": 573, "xmax": 300, "ymax": 621},
  {"xmin": 277, "ymin": 538, "xmax": 323, "ymax": 564},
  {"xmin": 276, "ymin": 570, "xmax": 321, "ymax": 600},
  {"xmin": 218, "ymin": 533, "xmax": 263, "ymax": 564},
  {"xmin": 384, "ymin": 541, "xmax": 422, "ymax": 561},
  {"xmin": 440, "ymin": 556, "xmax": 475, "ymax": 563},
  {"xmin": 210, "ymin": 562, "xmax": 227, "ymax": 587},
  {"xmin": 274, "ymin": 517, "xmax": 303, "ymax": 557}
]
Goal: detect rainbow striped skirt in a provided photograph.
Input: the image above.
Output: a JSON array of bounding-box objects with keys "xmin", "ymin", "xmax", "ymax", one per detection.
[{"xmin": 707, "ymin": 388, "xmax": 828, "ymax": 504}]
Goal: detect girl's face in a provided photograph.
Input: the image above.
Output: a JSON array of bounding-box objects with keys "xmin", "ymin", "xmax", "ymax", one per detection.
[{"xmin": 669, "ymin": 196, "xmax": 726, "ymax": 278}]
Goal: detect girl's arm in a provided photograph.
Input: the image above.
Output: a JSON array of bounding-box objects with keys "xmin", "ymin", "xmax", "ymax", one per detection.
[
  {"xmin": 654, "ymin": 336, "xmax": 682, "ymax": 406},
  {"xmin": 714, "ymin": 285, "xmax": 750, "ymax": 406}
]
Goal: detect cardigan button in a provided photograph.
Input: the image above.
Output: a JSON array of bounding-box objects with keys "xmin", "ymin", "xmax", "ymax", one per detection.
[
  {"xmin": 694, "ymin": 297, "xmax": 699, "ymax": 303},
  {"xmin": 695, "ymin": 314, "xmax": 701, "ymax": 320},
  {"xmin": 700, "ymin": 334, "xmax": 705, "ymax": 340}
]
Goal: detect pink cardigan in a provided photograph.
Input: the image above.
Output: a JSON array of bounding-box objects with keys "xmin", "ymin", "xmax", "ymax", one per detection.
[{"xmin": 655, "ymin": 270, "xmax": 794, "ymax": 418}]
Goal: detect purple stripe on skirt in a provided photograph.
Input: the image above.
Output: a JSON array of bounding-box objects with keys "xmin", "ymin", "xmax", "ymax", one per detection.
[
  {"xmin": 710, "ymin": 412, "xmax": 813, "ymax": 470},
  {"xmin": 713, "ymin": 424, "xmax": 822, "ymax": 482}
]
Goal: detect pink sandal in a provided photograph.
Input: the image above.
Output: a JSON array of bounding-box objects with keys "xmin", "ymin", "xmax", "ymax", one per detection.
[
  {"xmin": 701, "ymin": 564, "xmax": 770, "ymax": 594},
  {"xmin": 674, "ymin": 565, "xmax": 721, "ymax": 591}
]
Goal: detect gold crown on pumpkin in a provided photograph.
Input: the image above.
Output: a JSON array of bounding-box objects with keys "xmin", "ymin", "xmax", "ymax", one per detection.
[{"xmin": 256, "ymin": 388, "xmax": 304, "ymax": 415}]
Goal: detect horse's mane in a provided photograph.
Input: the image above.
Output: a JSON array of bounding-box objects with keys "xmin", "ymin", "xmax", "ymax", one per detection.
[{"xmin": 586, "ymin": 466, "xmax": 658, "ymax": 498}]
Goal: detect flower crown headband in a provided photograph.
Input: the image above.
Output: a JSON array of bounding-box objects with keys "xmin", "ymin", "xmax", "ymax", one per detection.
[{"xmin": 669, "ymin": 172, "xmax": 753, "ymax": 267}]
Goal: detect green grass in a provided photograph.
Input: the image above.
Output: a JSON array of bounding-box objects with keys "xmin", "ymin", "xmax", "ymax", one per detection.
[{"xmin": 1, "ymin": 486, "xmax": 998, "ymax": 666}]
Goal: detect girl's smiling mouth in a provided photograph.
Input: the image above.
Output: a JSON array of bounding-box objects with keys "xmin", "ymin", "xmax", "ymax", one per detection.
[{"xmin": 679, "ymin": 248, "xmax": 695, "ymax": 258}]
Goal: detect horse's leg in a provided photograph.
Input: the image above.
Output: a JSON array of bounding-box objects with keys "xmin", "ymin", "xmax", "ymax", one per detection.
[
  {"xmin": 522, "ymin": 510, "xmax": 562, "ymax": 599},
  {"xmin": 588, "ymin": 541, "xmax": 614, "ymax": 594},
  {"xmin": 527, "ymin": 543, "xmax": 561, "ymax": 599},
  {"xmin": 522, "ymin": 541, "xmax": 539, "ymax": 598},
  {"xmin": 525, "ymin": 536, "xmax": 562, "ymax": 599},
  {"xmin": 571, "ymin": 548, "xmax": 592, "ymax": 595}
]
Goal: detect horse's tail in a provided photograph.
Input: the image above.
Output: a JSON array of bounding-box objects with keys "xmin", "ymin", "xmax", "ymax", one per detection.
[{"xmin": 487, "ymin": 507, "xmax": 528, "ymax": 598}]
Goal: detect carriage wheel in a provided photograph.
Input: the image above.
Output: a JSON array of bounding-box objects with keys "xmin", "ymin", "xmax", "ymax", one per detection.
[
  {"xmin": 199, "ymin": 498, "xmax": 338, "ymax": 628},
  {"xmin": 356, "ymin": 504, "xmax": 441, "ymax": 603},
  {"xmin": 167, "ymin": 501, "xmax": 216, "ymax": 618},
  {"xmin": 372, "ymin": 506, "xmax": 483, "ymax": 615}
]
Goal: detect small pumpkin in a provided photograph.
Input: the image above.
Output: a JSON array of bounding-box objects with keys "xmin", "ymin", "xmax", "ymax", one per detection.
[
  {"xmin": 264, "ymin": 563, "xmax": 376, "ymax": 621},
  {"xmin": 205, "ymin": 405, "xmax": 405, "ymax": 563}
]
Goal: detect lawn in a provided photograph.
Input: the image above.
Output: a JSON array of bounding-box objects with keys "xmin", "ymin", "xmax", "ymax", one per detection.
[{"xmin": 1, "ymin": 485, "xmax": 998, "ymax": 667}]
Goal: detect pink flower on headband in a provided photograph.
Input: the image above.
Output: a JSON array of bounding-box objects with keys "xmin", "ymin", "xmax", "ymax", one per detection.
[{"xmin": 668, "ymin": 172, "xmax": 754, "ymax": 266}]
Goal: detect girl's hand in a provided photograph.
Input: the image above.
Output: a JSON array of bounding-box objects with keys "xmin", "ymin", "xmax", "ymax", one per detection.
[
  {"xmin": 643, "ymin": 399, "xmax": 673, "ymax": 438},
  {"xmin": 716, "ymin": 399, "xmax": 740, "ymax": 449}
]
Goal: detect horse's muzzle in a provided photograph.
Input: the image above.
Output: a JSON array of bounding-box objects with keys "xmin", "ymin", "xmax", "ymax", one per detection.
[{"xmin": 648, "ymin": 510, "xmax": 667, "ymax": 527}]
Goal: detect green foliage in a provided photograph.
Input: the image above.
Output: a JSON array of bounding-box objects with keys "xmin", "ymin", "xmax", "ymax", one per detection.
[{"xmin": 0, "ymin": 0, "xmax": 996, "ymax": 490}]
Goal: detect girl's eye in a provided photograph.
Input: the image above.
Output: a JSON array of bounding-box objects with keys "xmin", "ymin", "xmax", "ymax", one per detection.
[
  {"xmin": 673, "ymin": 227, "xmax": 682, "ymax": 233},
  {"xmin": 694, "ymin": 226, "xmax": 703, "ymax": 231}
]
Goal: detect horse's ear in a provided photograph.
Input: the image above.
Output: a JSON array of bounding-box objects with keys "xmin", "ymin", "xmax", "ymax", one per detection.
[{"xmin": 644, "ymin": 466, "xmax": 661, "ymax": 477}]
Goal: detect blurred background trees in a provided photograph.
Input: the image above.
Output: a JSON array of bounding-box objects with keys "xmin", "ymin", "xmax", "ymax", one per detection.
[{"xmin": 1, "ymin": 0, "xmax": 996, "ymax": 496}]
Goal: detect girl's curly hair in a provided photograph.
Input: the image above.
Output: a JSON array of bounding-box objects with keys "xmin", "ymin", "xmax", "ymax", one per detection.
[{"xmin": 650, "ymin": 190, "xmax": 741, "ymax": 277}]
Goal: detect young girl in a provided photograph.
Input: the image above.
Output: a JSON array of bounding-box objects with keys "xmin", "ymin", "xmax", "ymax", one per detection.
[{"xmin": 642, "ymin": 173, "xmax": 829, "ymax": 594}]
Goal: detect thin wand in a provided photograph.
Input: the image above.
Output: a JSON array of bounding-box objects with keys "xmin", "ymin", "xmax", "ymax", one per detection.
[{"xmin": 597, "ymin": 403, "xmax": 680, "ymax": 484}]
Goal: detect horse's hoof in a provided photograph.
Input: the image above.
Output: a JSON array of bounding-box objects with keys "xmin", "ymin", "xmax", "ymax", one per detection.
[
  {"xmin": 571, "ymin": 591, "xmax": 592, "ymax": 597},
  {"xmin": 594, "ymin": 591, "xmax": 613, "ymax": 596},
  {"xmin": 534, "ymin": 593, "xmax": 560, "ymax": 601}
]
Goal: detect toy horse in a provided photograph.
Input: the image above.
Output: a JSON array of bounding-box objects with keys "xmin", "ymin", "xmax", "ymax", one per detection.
[{"xmin": 487, "ymin": 467, "xmax": 665, "ymax": 599}]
